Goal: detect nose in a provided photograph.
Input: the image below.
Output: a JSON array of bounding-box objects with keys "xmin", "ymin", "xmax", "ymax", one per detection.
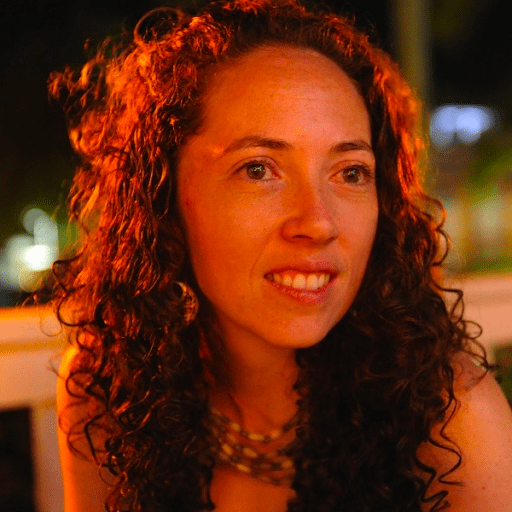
[{"xmin": 280, "ymin": 182, "xmax": 340, "ymax": 245}]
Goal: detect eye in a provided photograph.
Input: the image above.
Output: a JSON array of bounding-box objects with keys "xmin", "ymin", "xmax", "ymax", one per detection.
[
  {"xmin": 337, "ymin": 165, "xmax": 373, "ymax": 185},
  {"xmin": 238, "ymin": 160, "xmax": 276, "ymax": 181}
]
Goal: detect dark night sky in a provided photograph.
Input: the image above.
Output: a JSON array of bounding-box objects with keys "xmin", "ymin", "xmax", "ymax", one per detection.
[{"xmin": 0, "ymin": 0, "xmax": 510, "ymax": 245}]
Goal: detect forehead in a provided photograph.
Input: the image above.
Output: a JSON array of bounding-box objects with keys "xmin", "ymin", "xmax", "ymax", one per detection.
[
  {"xmin": 197, "ymin": 45, "xmax": 371, "ymax": 143},
  {"xmin": 206, "ymin": 45, "xmax": 361, "ymax": 100},
  {"xmin": 213, "ymin": 44, "xmax": 349, "ymax": 80}
]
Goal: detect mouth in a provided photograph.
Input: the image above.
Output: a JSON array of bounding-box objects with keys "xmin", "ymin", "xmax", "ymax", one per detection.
[{"xmin": 264, "ymin": 271, "xmax": 332, "ymax": 291}]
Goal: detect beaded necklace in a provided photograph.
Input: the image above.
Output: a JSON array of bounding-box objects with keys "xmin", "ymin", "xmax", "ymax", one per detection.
[{"xmin": 209, "ymin": 406, "xmax": 298, "ymax": 486}]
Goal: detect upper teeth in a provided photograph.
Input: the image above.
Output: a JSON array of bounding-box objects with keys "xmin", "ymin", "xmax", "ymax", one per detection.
[{"xmin": 267, "ymin": 272, "xmax": 331, "ymax": 291}]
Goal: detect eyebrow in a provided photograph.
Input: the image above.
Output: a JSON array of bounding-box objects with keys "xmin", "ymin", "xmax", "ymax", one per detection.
[
  {"xmin": 222, "ymin": 134, "xmax": 373, "ymax": 156},
  {"xmin": 329, "ymin": 140, "xmax": 373, "ymax": 154},
  {"xmin": 222, "ymin": 135, "xmax": 292, "ymax": 155}
]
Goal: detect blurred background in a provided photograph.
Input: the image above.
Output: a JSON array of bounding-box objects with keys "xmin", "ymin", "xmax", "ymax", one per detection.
[{"xmin": 0, "ymin": 0, "xmax": 511, "ymax": 510}]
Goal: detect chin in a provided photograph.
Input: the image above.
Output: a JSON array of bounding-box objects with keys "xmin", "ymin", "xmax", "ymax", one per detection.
[{"xmin": 267, "ymin": 323, "xmax": 337, "ymax": 349}]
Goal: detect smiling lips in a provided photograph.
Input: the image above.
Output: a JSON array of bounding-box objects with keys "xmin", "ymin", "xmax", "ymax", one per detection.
[{"xmin": 265, "ymin": 272, "xmax": 332, "ymax": 291}]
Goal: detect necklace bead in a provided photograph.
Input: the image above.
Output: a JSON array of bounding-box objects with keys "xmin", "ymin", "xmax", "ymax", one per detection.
[{"xmin": 209, "ymin": 406, "xmax": 297, "ymax": 486}]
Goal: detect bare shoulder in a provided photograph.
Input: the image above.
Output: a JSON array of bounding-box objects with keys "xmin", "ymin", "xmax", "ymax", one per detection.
[
  {"xmin": 419, "ymin": 352, "xmax": 512, "ymax": 511},
  {"xmin": 56, "ymin": 345, "xmax": 81, "ymax": 431},
  {"xmin": 57, "ymin": 345, "xmax": 114, "ymax": 512}
]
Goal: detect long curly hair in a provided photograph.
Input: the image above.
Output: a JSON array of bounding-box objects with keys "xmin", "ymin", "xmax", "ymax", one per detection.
[{"xmin": 47, "ymin": 1, "xmax": 486, "ymax": 510}]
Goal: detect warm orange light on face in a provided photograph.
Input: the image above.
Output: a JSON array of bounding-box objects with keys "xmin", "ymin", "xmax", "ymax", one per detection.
[{"xmin": 177, "ymin": 46, "xmax": 378, "ymax": 354}]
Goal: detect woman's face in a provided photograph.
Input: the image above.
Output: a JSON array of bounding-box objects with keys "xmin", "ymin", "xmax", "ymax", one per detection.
[{"xmin": 177, "ymin": 46, "xmax": 378, "ymax": 351}]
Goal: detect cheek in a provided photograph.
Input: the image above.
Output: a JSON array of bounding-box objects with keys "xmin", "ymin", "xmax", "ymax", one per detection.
[
  {"xmin": 182, "ymin": 198, "xmax": 248, "ymax": 275},
  {"xmin": 349, "ymin": 203, "xmax": 379, "ymax": 269},
  {"xmin": 183, "ymin": 195, "xmax": 276, "ymax": 296},
  {"xmin": 366, "ymin": 207, "xmax": 379, "ymax": 245}
]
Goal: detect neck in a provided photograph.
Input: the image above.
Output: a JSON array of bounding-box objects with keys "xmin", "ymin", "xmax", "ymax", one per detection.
[{"xmin": 209, "ymin": 323, "xmax": 300, "ymax": 432}]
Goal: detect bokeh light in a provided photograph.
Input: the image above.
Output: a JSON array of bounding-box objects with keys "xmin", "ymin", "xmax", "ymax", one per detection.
[
  {"xmin": 430, "ymin": 105, "xmax": 496, "ymax": 148},
  {"xmin": 0, "ymin": 208, "xmax": 59, "ymax": 292}
]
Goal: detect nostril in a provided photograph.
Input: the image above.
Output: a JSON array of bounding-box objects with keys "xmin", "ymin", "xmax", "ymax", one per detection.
[{"xmin": 281, "ymin": 212, "xmax": 340, "ymax": 244}]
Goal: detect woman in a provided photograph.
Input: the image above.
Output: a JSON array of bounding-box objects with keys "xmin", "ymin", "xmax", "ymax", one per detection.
[{"xmin": 51, "ymin": 1, "xmax": 512, "ymax": 511}]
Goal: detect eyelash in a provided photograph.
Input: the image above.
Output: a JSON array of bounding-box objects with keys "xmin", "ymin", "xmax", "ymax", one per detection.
[
  {"xmin": 336, "ymin": 164, "xmax": 374, "ymax": 186},
  {"xmin": 237, "ymin": 159, "xmax": 277, "ymax": 181},
  {"xmin": 236, "ymin": 159, "xmax": 374, "ymax": 186}
]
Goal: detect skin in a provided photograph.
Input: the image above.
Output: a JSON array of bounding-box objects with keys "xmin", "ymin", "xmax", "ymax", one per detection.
[
  {"xmin": 417, "ymin": 353, "xmax": 512, "ymax": 512},
  {"xmin": 177, "ymin": 45, "xmax": 378, "ymax": 511},
  {"xmin": 178, "ymin": 44, "xmax": 377, "ymax": 381}
]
